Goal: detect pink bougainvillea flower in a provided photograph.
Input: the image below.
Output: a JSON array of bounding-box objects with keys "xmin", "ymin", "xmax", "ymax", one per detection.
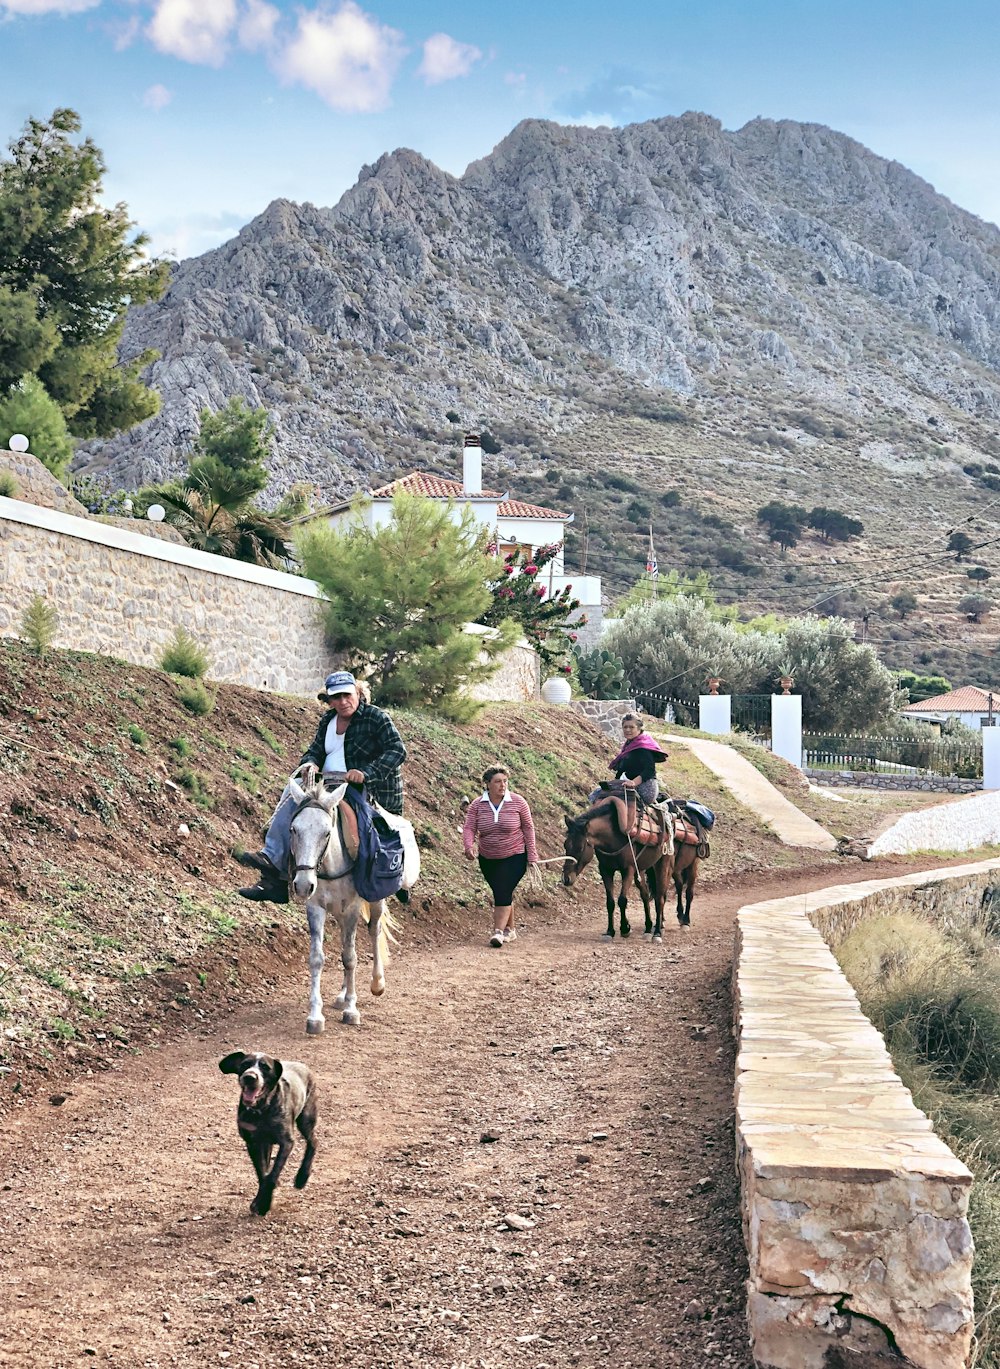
[
  {"xmin": 569, "ymin": 631, "xmax": 578, "ymax": 641},
  {"xmin": 503, "ymin": 564, "xmax": 515, "ymax": 576},
  {"xmin": 562, "ymin": 664, "xmax": 572, "ymax": 674},
  {"xmin": 535, "ymin": 586, "xmax": 546, "ymax": 597},
  {"xmin": 524, "ymin": 564, "xmax": 538, "ymax": 576}
]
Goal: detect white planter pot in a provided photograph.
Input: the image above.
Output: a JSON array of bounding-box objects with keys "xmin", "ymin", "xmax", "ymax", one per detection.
[{"xmin": 540, "ymin": 676, "xmax": 572, "ymax": 705}]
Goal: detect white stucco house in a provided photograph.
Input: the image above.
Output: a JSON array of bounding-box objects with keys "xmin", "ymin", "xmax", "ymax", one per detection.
[
  {"xmin": 307, "ymin": 434, "xmax": 603, "ymax": 644},
  {"xmin": 901, "ymin": 685, "xmax": 1000, "ymax": 731}
]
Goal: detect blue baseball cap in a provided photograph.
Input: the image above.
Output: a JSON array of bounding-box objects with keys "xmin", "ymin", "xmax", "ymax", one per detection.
[{"xmin": 321, "ymin": 670, "xmax": 357, "ymax": 697}]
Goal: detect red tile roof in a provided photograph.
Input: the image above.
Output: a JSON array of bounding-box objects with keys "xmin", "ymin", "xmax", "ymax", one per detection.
[
  {"xmin": 497, "ymin": 498, "xmax": 569, "ymax": 520},
  {"xmin": 902, "ymin": 685, "xmax": 999, "ymax": 713},
  {"xmin": 365, "ymin": 472, "xmax": 569, "ymax": 520},
  {"xmin": 369, "ymin": 472, "xmax": 503, "ymax": 500}
]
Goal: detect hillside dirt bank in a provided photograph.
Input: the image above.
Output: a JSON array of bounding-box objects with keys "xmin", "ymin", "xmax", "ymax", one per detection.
[{"xmin": 1, "ymin": 855, "xmax": 974, "ymax": 1369}]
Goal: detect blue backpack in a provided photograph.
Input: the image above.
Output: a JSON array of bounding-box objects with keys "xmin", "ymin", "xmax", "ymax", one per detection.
[
  {"xmin": 343, "ymin": 788, "xmax": 405, "ymax": 902},
  {"xmin": 683, "ymin": 800, "xmax": 716, "ymax": 831}
]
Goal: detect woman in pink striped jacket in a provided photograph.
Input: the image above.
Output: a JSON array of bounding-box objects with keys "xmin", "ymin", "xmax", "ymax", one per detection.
[{"xmin": 463, "ymin": 765, "xmax": 538, "ymax": 948}]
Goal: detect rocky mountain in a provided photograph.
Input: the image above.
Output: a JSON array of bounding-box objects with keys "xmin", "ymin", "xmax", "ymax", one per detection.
[{"xmin": 75, "ymin": 113, "xmax": 1000, "ymax": 683}]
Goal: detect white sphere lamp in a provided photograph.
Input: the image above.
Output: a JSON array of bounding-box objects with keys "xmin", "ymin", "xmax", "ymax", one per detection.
[
  {"xmin": 122, "ymin": 498, "xmax": 134, "ymax": 515},
  {"xmin": 147, "ymin": 504, "xmax": 166, "ymax": 522},
  {"xmin": 8, "ymin": 434, "xmax": 29, "ymax": 453}
]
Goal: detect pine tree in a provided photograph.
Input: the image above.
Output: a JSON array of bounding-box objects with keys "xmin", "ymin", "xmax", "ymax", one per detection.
[
  {"xmin": 19, "ymin": 591, "xmax": 58, "ymax": 657},
  {"xmin": 140, "ymin": 398, "xmax": 291, "ymax": 567},
  {"xmin": 0, "ymin": 375, "xmax": 74, "ymax": 480},
  {"xmin": 298, "ymin": 494, "xmax": 517, "ymax": 720},
  {"xmin": 0, "ymin": 109, "xmax": 168, "ymax": 435}
]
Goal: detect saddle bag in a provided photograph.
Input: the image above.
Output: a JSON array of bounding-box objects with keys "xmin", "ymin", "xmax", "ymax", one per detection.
[
  {"xmin": 683, "ymin": 800, "xmax": 715, "ymax": 831},
  {"xmin": 344, "ymin": 790, "xmax": 405, "ymax": 902}
]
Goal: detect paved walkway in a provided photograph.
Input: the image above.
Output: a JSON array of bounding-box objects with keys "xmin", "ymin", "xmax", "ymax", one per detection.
[{"xmin": 661, "ymin": 733, "xmax": 838, "ymax": 851}]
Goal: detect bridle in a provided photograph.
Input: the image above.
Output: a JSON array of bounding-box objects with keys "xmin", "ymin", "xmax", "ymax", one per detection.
[{"xmin": 289, "ymin": 798, "xmax": 355, "ymax": 882}]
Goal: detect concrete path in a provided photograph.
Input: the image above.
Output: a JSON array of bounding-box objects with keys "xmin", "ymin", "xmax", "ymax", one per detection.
[{"xmin": 661, "ymin": 733, "xmax": 838, "ymax": 851}]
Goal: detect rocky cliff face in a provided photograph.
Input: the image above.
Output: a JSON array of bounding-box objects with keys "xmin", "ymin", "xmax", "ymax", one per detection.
[{"xmin": 76, "ymin": 112, "xmax": 1000, "ymax": 505}]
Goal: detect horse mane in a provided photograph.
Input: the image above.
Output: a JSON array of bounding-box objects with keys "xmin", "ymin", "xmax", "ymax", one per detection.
[{"xmin": 575, "ymin": 799, "xmax": 621, "ymax": 833}]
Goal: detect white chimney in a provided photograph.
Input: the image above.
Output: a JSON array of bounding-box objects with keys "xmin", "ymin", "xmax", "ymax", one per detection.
[{"xmin": 463, "ymin": 432, "xmax": 482, "ymax": 495}]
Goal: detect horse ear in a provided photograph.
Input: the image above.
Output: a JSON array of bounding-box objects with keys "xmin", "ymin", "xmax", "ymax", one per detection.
[
  {"xmin": 564, "ymin": 814, "xmax": 572, "ymax": 828},
  {"xmin": 289, "ymin": 778, "xmax": 307, "ymax": 805},
  {"xmin": 320, "ymin": 782, "xmax": 347, "ymax": 811}
]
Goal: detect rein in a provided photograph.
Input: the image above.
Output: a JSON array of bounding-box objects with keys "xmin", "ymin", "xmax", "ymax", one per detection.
[{"xmin": 289, "ymin": 799, "xmax": 355, "ymax": 882}]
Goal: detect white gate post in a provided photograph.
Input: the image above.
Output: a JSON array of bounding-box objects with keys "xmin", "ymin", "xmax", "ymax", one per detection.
[
  {"xmin": 983, "ymin": 726, "xmax": 1000, "ymax": 790},
  {"xmin": 771, "ymin": 694, "xmax": 803, "ymax": 769},
  {"xmin": 699, "ymin": 693, "xmax": 732, "ymax": 735}
]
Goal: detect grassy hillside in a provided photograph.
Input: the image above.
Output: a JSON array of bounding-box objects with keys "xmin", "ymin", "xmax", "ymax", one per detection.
[{"xmin": 0, "ymin": 640, "xmax": 835, "ymax": 1112}]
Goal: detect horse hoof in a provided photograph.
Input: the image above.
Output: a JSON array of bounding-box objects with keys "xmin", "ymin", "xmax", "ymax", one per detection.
[
  {"xmin": 306, "ymin": 1016, "xmax": 325, "ymax": 1036},
  {"xmin": 342, "ymin": 1008, "xmax": 361, "ymax": 1026},
  {"xmin": 602, "ymin": 932, "xmax": 615, "ymax": 941},
  {"xmin": 620, "ymin": 928, "xmax": 631, "ymax": 939},
  {"xmin": 652, "ymin": 934, "xmax": 662, "ymax": 944},
  {"xmin": 371, "ymin": 977, "xmax": 385, "ymax": 997}
]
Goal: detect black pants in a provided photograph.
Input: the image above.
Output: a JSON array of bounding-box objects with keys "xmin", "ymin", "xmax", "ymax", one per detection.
[{"xmin": 478, "ymin": 852, "xmax": 528, "ymax": 906}]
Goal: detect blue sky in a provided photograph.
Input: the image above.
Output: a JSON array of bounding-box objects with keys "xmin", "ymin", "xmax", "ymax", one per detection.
[{"xmin": 2, "ymin": 0, "xmax": 999, "ymax": 260}]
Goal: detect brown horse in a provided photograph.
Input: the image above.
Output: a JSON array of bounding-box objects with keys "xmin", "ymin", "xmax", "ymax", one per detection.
[
  {"xmin": 561, "ymin": 797, "xmax": 675, "ymax": 940},
  {"xmin": 666, "ymin": 801, "xmax": 703, "ymax": 927},
  {"xmin": 671, "ymin": 841, "xmax": 700, "ymax": 927}
]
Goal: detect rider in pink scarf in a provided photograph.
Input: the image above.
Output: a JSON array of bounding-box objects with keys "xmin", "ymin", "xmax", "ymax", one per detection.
[{"xmin": 604, "ymin": 713, "xmax": 669, "ymax": 805}]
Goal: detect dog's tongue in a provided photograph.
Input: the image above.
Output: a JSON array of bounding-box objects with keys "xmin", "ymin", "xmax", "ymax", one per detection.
[{"xmin": 241, "ymin": 1084, "xmax": 261, "ymax": 1106}]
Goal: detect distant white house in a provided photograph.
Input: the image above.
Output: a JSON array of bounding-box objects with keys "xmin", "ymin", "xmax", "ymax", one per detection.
[
  {"xmin": 902, "ymin": 685, "xmax": 1000, "ymax": 731},
  {"xmin": 307, "ymin": 434, "xmax": 603, "ymax": 644}
]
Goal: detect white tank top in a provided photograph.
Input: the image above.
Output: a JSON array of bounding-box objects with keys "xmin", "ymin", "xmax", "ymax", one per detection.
[{"xmin": 323, "ymin": 718, "xmax": 347, "ymax": 773}]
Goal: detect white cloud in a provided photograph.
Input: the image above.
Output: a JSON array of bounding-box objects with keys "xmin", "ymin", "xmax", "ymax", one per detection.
[
  {"xmin": 504, "ymin": 71, "xmax": 526, "ymax": 87},
  {"xmin": 418, "ymin": 31, "xmax": 482, "ymax": 86},
  {"xmin": 1, "ymin": 0, "xmax": 99, "ymax": 12},
  {"xmin": 147, "ymin": 0, "xmax": 237, "ymax": 66},
  {"xmin": 143, "ymin": 83, "xmax": 173, "ymax": 111},
  {"xmin": 279, "ymin": 1, "xmax": 405, "ymax": 113},
  {"xmin": 112, "ymin": 14, "xmax": 142, "ymax": 50},
  {"xmin": 238, "ymin": 0, "xmax": 278, "ymax": 52}
]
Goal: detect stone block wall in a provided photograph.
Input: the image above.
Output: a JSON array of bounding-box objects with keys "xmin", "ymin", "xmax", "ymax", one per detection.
[
  {"xmin": 733, "ymin": 861, "xmax": 1000, "ymax": 1368},
  {"xmin": 568, "ymin": 698, "xmax": 636, "ymax": 741},
  {"xmin": 805, "ymin": 768, "xmax": 981, "ymax": 794},
  {"xmin": 0, "ymin": 496, "xmax": 539, "ymax": 702}
]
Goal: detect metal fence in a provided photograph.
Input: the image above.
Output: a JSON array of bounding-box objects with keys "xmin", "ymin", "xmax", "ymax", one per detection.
[
  {"xmin": 632, "ymin": 689, "xmax": 699, "ymax": 726},
  {"xmin": 731, "ymin": 694, "xmax": 773, "ymax": 740},
  {"xmin": 803, "ymin": 734, "xmax": 983, "ymax": 779}
]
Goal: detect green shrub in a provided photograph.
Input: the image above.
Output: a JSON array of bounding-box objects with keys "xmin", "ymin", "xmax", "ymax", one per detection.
[
  {"xmin": 253, "ymin": 724, "xmax": 283, "ymax": 754},
  {"xmin": 127, "ymin": 724, "xmax": 148, "ymax": 748},
  {"xmin": 0, "ymin": 470, "xmax": 20, "ymax": 497},
  {"xmin": 168, "ymin": 736, "xmax": 192, "ymax": 757},
  {"xmin": 19, "ymin": 592, "xmax": 58, "ymax": 657},
  {"xmin": 159, "ymin": 628, "xmax": 210, "ymax": 678},
  {"xmin": 176, "ymin": 767, "xmax": 214, "ymax": 808},
  {"xmin": 178, "ymin": 680, "xmax": 215, "ymax": 716}
]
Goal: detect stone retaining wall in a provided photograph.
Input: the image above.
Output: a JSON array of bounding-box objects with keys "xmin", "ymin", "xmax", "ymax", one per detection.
[
  {"xmin": 0, "ymin": 495, "xmax": 539, "ymax": 701},
  {"xmin": 805, "ymin": 768, "xmax": 981, "ymax": 794},
  {"xmin": 866, "ymin": 790, "xmax": 1000, "ymax": 858},
  {"xmin": 568, "ymin": 698, "xmax": 636, "ymax": 740},
  {"xmin": 734, "ymin": 861, "xmax": 1000, "ymax": 1368}
]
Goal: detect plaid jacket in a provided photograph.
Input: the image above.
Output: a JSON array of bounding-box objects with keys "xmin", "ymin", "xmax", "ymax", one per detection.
[{"xmin": 300, "ymin": 701, "xmax": 406, "ymax": 814}]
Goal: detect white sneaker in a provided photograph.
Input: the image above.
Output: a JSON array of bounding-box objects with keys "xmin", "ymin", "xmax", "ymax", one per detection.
[
  {"xmin": 503, "ymin": 928, "xmax": 517, "ymax": 943},
  {"xmin": 489, "ymin": 929, "xmax": 504, "ymax": 948}
]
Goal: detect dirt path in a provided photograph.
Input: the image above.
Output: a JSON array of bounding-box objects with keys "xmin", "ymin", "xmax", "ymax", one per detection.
[{"xmin": 0, "ymin": 861, "xmax": 952, "ymax": 1369}]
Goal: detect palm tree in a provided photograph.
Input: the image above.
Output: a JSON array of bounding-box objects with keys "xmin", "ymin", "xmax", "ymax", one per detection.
[{"xmin": 147, "ymin": 467, "xmax": 294, "ymax": 569}]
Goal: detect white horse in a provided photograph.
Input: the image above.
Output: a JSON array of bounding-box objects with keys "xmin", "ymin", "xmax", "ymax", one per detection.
[{"xmin": 286, "ymin": 771, "xmax": 419, "ymax": 1033}]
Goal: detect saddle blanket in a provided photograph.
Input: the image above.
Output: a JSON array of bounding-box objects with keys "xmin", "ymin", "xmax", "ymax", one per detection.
[{"xmin": 673, "ymin": 815, "xmax": 701, "ymax": 846}]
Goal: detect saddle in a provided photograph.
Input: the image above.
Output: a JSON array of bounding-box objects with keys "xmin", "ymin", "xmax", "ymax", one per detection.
[
  {"xmin": 666, "ymin": 798, "xmax": 711, "ymax": 858},
  {"xmin": 600, "ymin": 782, "xmax": 670, "ymax": 850}
]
